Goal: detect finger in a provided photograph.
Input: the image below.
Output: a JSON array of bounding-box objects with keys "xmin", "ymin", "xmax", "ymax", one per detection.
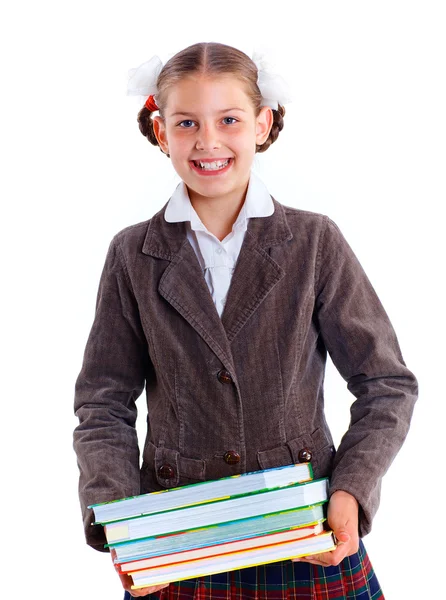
[
  {"xmin": 299, "ymin": 540, "xmax": 353, "ymax": 566},
  {"xmin": 295, "ymin": 550, "xmax": 335, "ymax": 566},
  {"xmin": 333, "ymin": 529, "xmax": 350, "ymax": 545},
  {"xmin": 300, "ymin": 552, "xmax": 330, "ymax": 563},
  {"xmin": 299, "ymin": 558, "xmax": 330, "ymax": 566},
  {"xmin": 117, "ymin": 570, "xmax": 132, "ymax": 587},
  {"xmin": 295, "ymin": 544, "xmax": 347, "ymax": 566},
  {"xmin": 129, "ymin": 583, "xmax": 169, "ymax": 596},
  {"xmin": 333, "ymin": 543, "xmax": 352, "ymax": 562},
  {"xmin": 110, "ymin": 550, "xmax": 121, "ymax": 573},
  {"xmin": 291, "ymin": 554, "xmax": 326, "ymax": 564},
  {"xmin": 147, "ymin": 583, "xmax": 169, "ymax": 592},
  {"xmin": 129, "ymin": 588, "xmax": 155, "ymax": 597}
]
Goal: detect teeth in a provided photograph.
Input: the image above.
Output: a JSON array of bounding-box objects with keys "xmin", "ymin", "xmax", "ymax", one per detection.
[{"xmin": 196, "ymin": 159, "xmax": 230, "ymax": 170}]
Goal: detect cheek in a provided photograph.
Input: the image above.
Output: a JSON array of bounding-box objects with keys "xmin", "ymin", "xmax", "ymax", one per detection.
[
  {"xmin": 169, "ymin": 153, "xmax": 189, "ymax": 176},
  {"xmin": 166, "ymin": 132, "xmax": 190, "ymax": 157},
  {"xmin": 235, "ymin": 134, "xmax": 258, "ymax": 157},
  {"xmin": 238, "ymin": 125, "xmax": 258, "ymax": 148}
]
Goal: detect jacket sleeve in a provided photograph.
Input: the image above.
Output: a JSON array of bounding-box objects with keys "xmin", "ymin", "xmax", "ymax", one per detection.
[
  {"xmin": 315, "ymin": 217, "xmax": 418, "ymax": 537},
  {"xmin": 73, "ymin": 235, "xmax": 149, "ymax": 552}
]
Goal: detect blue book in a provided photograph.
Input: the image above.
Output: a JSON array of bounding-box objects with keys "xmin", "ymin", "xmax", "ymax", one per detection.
[{"xmin": 111, "ymin": 502, "xmax": 327, "ymax": 563}]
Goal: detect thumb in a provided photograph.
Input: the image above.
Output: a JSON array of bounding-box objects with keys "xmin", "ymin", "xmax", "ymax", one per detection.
[{"xmin": 333, "ymin": 529, "xmax": 350, "ymax": 545}]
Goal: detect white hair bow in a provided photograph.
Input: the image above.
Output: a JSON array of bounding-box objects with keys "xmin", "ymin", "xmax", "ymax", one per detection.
[
  {"xmin": 127, "ymin": 55, "xmax": 163, "ymax": 98},
  {"xmin": 252, "ymin": 51, "xmax": 293, "ymax": 111}
]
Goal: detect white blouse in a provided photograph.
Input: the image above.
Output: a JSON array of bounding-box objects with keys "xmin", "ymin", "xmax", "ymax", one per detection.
[{"xmin": 164, "ymin": 172, "xmax": 275, "ymax": 317}]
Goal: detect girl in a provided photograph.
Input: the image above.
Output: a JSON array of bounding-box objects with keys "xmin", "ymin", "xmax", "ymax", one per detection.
[{"xmin": 73, "ymin": 42, "xmax": 417, "ymax": 599}]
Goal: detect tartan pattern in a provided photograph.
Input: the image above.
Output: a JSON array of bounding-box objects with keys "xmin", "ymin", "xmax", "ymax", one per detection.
[{"xmin": 123, "ymin": 540, "xmax": 384, "ymax": 599}]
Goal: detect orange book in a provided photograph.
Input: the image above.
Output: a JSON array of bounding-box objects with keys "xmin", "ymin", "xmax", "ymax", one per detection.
[
  {"xmin": 129, "ymin": 530, "xmax": 336, "ymax": 589},
  {"xmin": 120, "ymin": 521, "xmax": 325, "ymax": 573}
]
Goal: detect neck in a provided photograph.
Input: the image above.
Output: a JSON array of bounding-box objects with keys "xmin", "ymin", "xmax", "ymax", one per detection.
[{"xmin": 187, "ymin": 182, "xmax": 249, "ymax": 242}]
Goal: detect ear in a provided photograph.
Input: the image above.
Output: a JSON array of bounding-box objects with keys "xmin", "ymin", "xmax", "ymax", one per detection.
[
  {"xmin": 255, "ymin": 106, "xmax": 274, "ymax": 145},
  {"xmin": 153, "ymin": 116, "xmax": 169, "ymax": 154}
]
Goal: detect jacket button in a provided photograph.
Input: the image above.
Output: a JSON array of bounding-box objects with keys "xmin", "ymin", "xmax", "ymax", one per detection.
[
  {"xmin": 217, "ymin": 369, "xmax": 233, "ymax": 384},
  {"xmin": 224, "ymin": 450, "xmax": 241, "ymax": 465},
  {"xmin": 298, "ymin": 448, "xmax": 312, "ymax": 462},
  {"xmin": 158, "ymin": 464, "xmax": 175, "ymax": 479}
]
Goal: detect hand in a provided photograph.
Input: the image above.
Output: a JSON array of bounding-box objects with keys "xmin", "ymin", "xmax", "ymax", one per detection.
[
  {"xmin": 292, "ymin": 490, "xmax": 359, "ymax": 567},
  {"xmin": 110, "ymin": 548, "xmax": 170, "ymax": 597}
]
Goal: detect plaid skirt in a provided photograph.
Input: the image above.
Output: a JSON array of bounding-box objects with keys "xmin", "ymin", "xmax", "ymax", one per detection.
[{"xmin": 122, "ymin": 540, "xmax": 384, "ymax": 599}]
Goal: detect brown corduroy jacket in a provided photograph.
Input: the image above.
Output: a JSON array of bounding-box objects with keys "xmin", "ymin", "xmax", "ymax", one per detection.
[{"xmin": 73, "ymin": 198, "xmax": 418, "ymax": 552}]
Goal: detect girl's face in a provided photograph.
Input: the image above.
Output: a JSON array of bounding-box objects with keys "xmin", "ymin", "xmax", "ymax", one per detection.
[{"xmin": 153, "ymin": 75, "xmax": 273, "ymax": 205}]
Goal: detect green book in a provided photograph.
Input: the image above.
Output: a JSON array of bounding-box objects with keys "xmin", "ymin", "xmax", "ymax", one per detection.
[
  {"xmin": 104, "ymin": 478, "xmax": 328, "ymax": 544},
  {"xmin": 90, "ymin": 462, "xmax": 313, "ymax": 525}
]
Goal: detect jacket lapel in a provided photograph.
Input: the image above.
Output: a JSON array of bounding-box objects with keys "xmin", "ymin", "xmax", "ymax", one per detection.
[
  {"xmin": 141, "ymin": 198, "xmax": 293, "ymax": 362},
  {"xmin": 142, "ymin": 212, "xmax": 235, "ymax": 370},
  {"xmin": 221, "ymin": 231, "xmax": 286, "ymax": 342},
  {"xmin": 221, "ymin": 200, "xmax": 292, "ymax": 341}
]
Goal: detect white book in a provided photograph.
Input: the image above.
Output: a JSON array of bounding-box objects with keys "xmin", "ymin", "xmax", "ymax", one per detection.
[{"xmin": 91, "ymin": 462, "xmax": 313, "ymax": 524}]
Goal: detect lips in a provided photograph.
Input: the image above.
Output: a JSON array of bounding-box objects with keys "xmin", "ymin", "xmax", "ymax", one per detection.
[{"xmin": 189, "ymin": 158, "xmax": 233, "ymax": 176}]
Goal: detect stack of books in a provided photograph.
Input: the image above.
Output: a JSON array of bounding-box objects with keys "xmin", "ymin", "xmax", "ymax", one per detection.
[{"xmin": 90, "ymin": 463, "xmax": 335, "ymax": 591}]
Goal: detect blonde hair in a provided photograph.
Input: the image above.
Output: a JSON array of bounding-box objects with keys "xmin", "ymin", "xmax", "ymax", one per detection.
[{"xmin": 138, "ymin": 42, "xmax": 285, "ymax": 154}]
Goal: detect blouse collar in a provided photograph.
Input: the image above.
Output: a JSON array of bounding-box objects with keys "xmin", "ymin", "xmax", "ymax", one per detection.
[{"xmin": 164, "ymin": 171, "xmax": 274, "ymax": 229}]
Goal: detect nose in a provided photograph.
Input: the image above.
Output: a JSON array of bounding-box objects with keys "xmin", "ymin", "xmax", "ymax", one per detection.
[{"xmin": 195, "ymin": 123, "xmax": 221, "ymax": 151}]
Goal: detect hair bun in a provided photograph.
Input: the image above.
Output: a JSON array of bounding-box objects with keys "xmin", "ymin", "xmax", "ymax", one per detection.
[
  {"xmin": 257, "ymin": 105, "xmax": 285, "ymax": 153},
  {"xmin": 137, "ymin": 106, "xmax": 164, "ymax": 152}
]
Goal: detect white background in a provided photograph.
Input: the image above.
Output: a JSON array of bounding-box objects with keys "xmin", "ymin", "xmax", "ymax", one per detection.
[{"xmin": 1, "ymin": 1, "xmax": 445, "ymax": 598}]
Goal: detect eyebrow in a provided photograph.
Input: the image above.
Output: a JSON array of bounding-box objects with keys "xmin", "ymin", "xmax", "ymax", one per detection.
[{"xmin": 169, "ymin": 108, "xmax": 247, "ymax": 117}]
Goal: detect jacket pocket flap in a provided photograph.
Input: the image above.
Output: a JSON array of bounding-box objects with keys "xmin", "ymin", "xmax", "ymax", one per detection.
[{"xmin": 146, "ymin": 442, "xmax": 206, "ymax": 488}]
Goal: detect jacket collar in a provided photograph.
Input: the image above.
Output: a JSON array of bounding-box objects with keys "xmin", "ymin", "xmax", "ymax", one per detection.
[
  {"xmin": 142, "ymin": 194, "xmax": 292, "ymax": 259},
  {"xmin": 140, "ymin": 182, "xmax": 293, "ymax": 368},
  {"xmin": 164, "ymin": 171, "xmax": 275, "ymax": 228}
]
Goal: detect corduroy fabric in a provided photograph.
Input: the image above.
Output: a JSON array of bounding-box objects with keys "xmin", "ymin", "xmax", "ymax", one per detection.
[
  {"xmin": 74, "ymin": 199, "xmax": 418, "ymax": 552},
  {"xmin": 123, "ymin": 540, "xmax": 384, "ymax": 600}
]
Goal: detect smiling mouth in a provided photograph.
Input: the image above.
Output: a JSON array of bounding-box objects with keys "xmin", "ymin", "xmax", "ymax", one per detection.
[{"xmin": 192, "ymin": 159, "xmax": 231, "ymax": 171}]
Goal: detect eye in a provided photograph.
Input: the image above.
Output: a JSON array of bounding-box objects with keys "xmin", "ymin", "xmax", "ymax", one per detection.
[
  {"xmin": 222, "ymin": 117, "xmax": 238, "ymax": 125},
  {"xmin": 178, "ymin": 120, "xmax": 196, "ymax": 128}
]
